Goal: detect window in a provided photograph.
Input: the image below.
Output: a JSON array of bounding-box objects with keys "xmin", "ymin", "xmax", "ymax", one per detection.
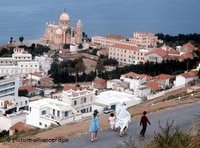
[
  {"xmin": 53, "ymin": 109, "xmax": 55, "ymax": 115},
  {"xmin": 45, "ymin": 124, "xmax": 47, "ymax": 128},
  {"xmin": 81, "ymin": 109, "xmax": 86, "ymax": 113},
  {"xmin": 25, "ymin": 101, "xmax": 28, "ymax": 105},
  {"xmin": 74, "ymin": 100, "xmax": 77, "ymax": 105},
  {"xmin": 39, "ymin": 122, "xmax": 42, "ymax": 126},
  {"xmin": 42, "ymin": 110, "xmax": 46, "ymax": 115},
  {"xmin": 57, "ymin": 110, "xmax": 60, "ymax": 117},
  {"xmin": 90, "ymin": 107, "xmax": 92, "ymax": 112},
  {"xmin": 84, "ymin": 98, "xmax": 86, "ymax": 103},
  {"xmin": 64, "ymin": 111, "xmax": 68, "ymax": 117}
]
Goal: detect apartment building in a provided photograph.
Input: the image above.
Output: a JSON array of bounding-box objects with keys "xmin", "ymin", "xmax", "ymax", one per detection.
[
  {"xmin": 60, "ymin": 85, "xmax": 95, "ymax": 114},
  {"xmin": 0, "ymin": 47, "xmax": 39, "ymax": 76},
  {"xmin": 109, "ymin": 44, "xmax": 146, "ymax": 65},
  {"xmin": 0, "ymin": 75, "xmax": 19, "ymax": 98},
  {"xmin": 129, "ymin": 32, "xmax": 162, "ymax": 48},
  {"xmin": 92, "ymin": 34, "xmax": 136, "ymax": 47},
  {"xmin": 26, "ymin": 98, "xmax": 80, "ymax": 128}
]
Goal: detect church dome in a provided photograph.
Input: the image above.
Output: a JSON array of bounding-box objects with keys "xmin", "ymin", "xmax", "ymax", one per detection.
[
  {"xmin": 55, "ymin": 28, "xmax": 63, "ymax": 35},
  {"xmin": 59, "ymin": 12, "xmax": 70, "ymax": 21}
]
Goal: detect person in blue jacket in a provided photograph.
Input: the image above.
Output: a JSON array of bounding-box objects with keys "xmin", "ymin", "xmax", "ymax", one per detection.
[{"xmin": 89, "ymin": 109, "xmax": 99, "ymax": 142}]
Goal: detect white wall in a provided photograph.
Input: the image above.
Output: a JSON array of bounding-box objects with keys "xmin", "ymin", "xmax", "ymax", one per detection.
[{"xmin": 0, "ymin": 114, "xmax": 26, "ymax": 130}]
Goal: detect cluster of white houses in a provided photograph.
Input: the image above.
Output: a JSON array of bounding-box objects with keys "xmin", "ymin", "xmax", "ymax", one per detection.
[
  {"xmin": 0, "ymin": 66, "xmax": 199, "ymax": 133},
  {"xmin": 0, "ymin": 47, "xmax": 53, "ymax": 76}
]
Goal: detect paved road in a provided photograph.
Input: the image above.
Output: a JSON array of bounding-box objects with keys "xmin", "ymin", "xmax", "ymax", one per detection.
[{"xmin": 50, "ymin": 103, "xmax": 200, "ymax": 148}]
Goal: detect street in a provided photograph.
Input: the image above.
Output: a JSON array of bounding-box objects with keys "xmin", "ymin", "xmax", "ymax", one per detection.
[{"xmin": 50, "ymin": 102, "xmax": 200, "ymax": 148}]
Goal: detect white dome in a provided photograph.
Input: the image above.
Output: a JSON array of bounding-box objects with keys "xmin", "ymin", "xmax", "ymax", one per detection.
[
  {"xmin": 55, "ymin": 28, "xmax": 63, "ymax": 35},
  {"xmin": 59, "ymin": 12, "xmax": 70, "ymax": 21}
]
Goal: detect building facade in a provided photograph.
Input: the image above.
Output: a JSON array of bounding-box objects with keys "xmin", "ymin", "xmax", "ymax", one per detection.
[
  {"xmin": 0, "ymin": 75, "xmax": 19, "ymax": 98},
  {"xmin": 109, "ymin": 44, "xmax": 146, "ymax": 65},
  {"xmin": 26, "ymin": 98, "xmax": 80, "ymax": 128},
  {"xmin": 60, "ymin": 85, "xmax": 95, "ymax": 114},
  {"xmin": 92, "ymin": 35, "xmax": 135, "ymax": 47},
  {"xmin": 0, "ymin": 48, "xmax": 39, "ymax": 76},
  {"xmin": 129, "ymin": 32, "xmax": 162, "ymax": 48},
  {"xmin": 44, "ymin": 12, "xmax": 83, "ymax": 47}
]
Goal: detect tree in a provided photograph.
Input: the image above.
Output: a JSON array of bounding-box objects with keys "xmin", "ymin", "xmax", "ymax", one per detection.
[
  {"xmin": 96, "ymin": 62, "xmax": 105, "ymax": 74},
  {"xmin": 10, "ymin": 37, "xmax": 13, "ymax": 44},
  {"xmin": 103, "ymin": 58, "xmax": 118, "ymax": 66},
  {"xmin": 19, "ymin": 36, "xmax": 24, "ymax": 43},
  {"xmin": 78, "ymin": 43, "xmax": 83, "ymax": 49},
  {"xmin": 18, "ymin": 90, "xmax": 28, "ymax": 97}
]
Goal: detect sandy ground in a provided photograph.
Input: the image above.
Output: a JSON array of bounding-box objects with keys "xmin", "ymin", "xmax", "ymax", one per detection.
[{"xmin": 1, "ymin": 87, "xmax": 200, "ymax": 148}]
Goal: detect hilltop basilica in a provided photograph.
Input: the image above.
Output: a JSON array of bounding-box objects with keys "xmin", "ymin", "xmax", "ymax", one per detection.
[{"xmin": 44, "ymin": 12, "xmax": 83, "ymax": 47}]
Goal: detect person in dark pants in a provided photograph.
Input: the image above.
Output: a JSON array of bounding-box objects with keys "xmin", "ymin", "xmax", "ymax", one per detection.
[{"xmin": 140, "ymin": 111, "xmax": 151, "ymax": 137}]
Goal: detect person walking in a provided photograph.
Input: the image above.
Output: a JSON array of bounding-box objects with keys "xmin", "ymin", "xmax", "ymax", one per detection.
[
  {"xmin": 109, "ymin": 113, "xmax": 116, "ymax": 131},
  {"xmin": 89, "ymin": 110, "xmax": 99, "ymax": 142},
  {"xmin": 140, "ymin": 111, "xmax": 151, "ymax": 137}
]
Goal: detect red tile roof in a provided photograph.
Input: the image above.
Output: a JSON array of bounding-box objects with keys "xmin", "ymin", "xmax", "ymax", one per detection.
[
  {"xmin": 19, "ymin": 86, "xmax": 37, "ymax": 92},
  {"xmin": 144, "ymin": 81, "xmax": 162, "ymax": 91},
  {"xmin": 122, "ymin": 72, "xmax": 153, "ymax": 80},
  {"xmin": 154, "ymin": 74, "xmax": 174, "ymax": 81},
  {"xmin": 180, "ymin": 53, "xmax": 193, "ymax": 60},
  {"xmin": 10, "ymin": 122, "xmax": 34, "ymax": 131},
  {"xmin": 183, "ymin": 42, "xmax": 196, "ymax": 51},
  {"xmin": 63, "ymin": 85, "xmax": 84, "ymax": 91},
  {"xmin": 93, "ymin": 77, "xmax": 107, "ymax": 88},
  {"xmin": 106, "ymin": 34, "xmax": 126, "ymax": 40},
  {"xmin": 181, "ymin": 70, "xmax": 198, "ymax": 78},
  {"xmin": 146, "ymin": 48, "xmax": 168, "ymax": 57},
  {"xmin": 167, "ymin": 48, "xmax": 180, "ymax": 55},
  {"xmin": 111, "ymin": 44, "xmax": 139, "ymax": 51}
]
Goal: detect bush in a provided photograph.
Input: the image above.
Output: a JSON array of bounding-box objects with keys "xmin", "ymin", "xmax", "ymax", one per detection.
[{"xmin": 150, "ymin": 121, "xmax": 192, "ymax": 148}]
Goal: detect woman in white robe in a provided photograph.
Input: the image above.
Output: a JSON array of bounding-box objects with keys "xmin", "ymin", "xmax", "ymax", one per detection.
[{"xmin": 115, "ymin": 103, "xmax": 131, "ymax": 136}]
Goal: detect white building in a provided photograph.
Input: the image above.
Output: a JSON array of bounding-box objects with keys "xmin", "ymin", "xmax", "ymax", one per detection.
[
  {"xmin": 26, "ymin": 98, "xmax": 81, "ymax": 129},
  {"xmin": 0, "ymin": 95, "xmax": 29, "ymax": 131},
  {"xmin": 35, "ymin": 54, "xmax": 53, "ymax": 75},
  {"xmin": 0, "ymin": 113, "xmax": 27, "ymax": 131},
  {"xmin": 60, "ymin": 85, "xmax": 95, "ymax": 115},
  {"xmin": 120, "ymin": 72, "xmax": 153, "ymax": 91},
  {"xmin": 0, "ymin": 47, "xmax": 39, "ymax": 76},
  {"xmin": 107, "ymin": 79, "xmax": 129, "ymax": 92},
  {"xmin": 0, "ymin": 96, "xmax": 29, "ymax": 115},
  {"xmin": 94, "ymin": 90, "xmax": 141, "ymax": 112},
  {"xmin": 0, "ymin": 75, "xmax": 19, "ymax": 98},
  {"xmin": 109, "ymin": 44, "xmax": 146, "ymax": 65},
  {"xmin": 175, "ymin": 70, "xmax": 198, "ymax": 87}
]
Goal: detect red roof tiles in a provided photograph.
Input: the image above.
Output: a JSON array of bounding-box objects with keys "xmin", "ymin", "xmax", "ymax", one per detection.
[
  {"xmin": 180, "ymin": 53, "xmax": 193, "ymax": 60},
  {"xmin": 181, "ymin": 70, "xmax": 198, "ymax": 78},
  {"xmin": 10, "ymin": 122, "xmax": 34, "ymax": 131},
  {"xmin": 144, "ymin": 81, "xmax": 162, "ymax": 91},
  {"xmin": 183, "ymin": 42, "xmax": 196, "ymax": 51},
  {"xmin": 19, "ymin": 86, "xmax": 37, "ymax": 92},
  {"xmin": 146, "ymin": 48, "xmax": 168, "ymax": 58},
  {"xmin": 111, "ymin": 44, "xmax": 139, "ymax": 51},
  {"xmin": 106, "ymin": 34, "xmax": 126, "ymax": 40},
  {"xmin": 123, "ymin": 72, "xmax": 153, "ymax": 80},
  {"xmin": 63, "ymin": 85, "xmax": 84, "ymax": 91},
  {"xmin": 154, "ymin": 74, "xmax": 174, "ymax": 81}
]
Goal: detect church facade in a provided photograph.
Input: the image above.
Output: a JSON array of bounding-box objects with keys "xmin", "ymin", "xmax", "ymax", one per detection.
[{"xmin": 44, "ymin": 12, "xmax": 83, "ymax": 47}]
